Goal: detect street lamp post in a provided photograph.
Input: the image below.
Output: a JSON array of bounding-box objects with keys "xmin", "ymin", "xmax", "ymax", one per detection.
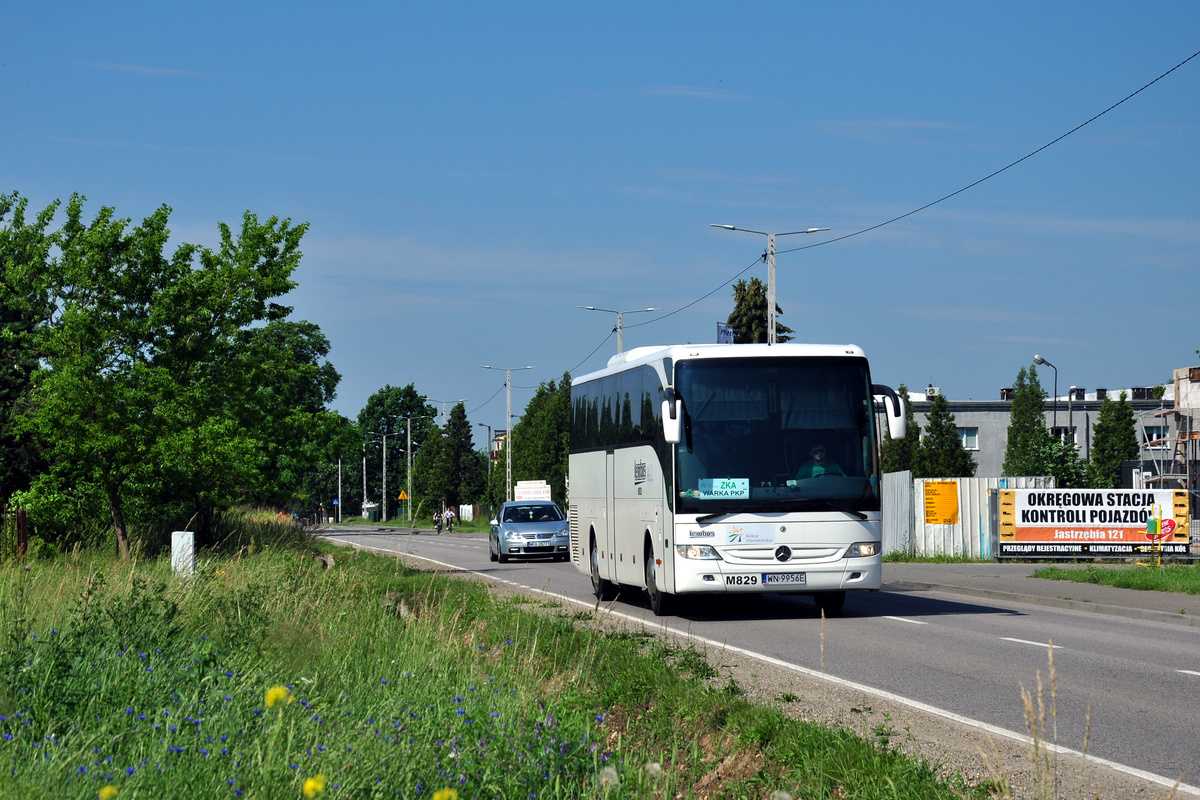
[
  {"xmin": 430, "ymin": 399, "xmax": 465, "ymax": 425},
  {"xmin": 577, "ymin": 306, "xmax": 660, "ymax": 354},
  {"xmin": 477, "ymin": 422, "xmax": 493, "ymax": 477},
  {"xmin": 479, "ymin": 364, "xmax": 535, "ymax": 502},
  {"xmin": 710, "ymin": 224, "xmax": 830, "ymax": 344},
  {"xmin": 1033, "ymin": 354, "xmax": 1059, "ymax": 432},
  {"xmin": 399, "ymin": 415, "xmax": 434, "ymax": 524},
  {"xmin": 371, "ymin": 429, "xmax": 401, "ymax": 523}
]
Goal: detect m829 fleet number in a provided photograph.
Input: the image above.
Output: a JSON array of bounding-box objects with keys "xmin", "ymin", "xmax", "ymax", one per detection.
[{"xmin": 725, "ymin": 574, "xmax": 759, "ymax": 586}]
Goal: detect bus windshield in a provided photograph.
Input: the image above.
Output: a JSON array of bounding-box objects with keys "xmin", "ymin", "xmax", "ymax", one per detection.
[{"xmin": 674, "ymin": 356, "xmax": 880, "ymax": 514}]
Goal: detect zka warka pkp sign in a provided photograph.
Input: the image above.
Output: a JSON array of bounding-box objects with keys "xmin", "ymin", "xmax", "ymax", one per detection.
[{"xmin": 998, "ymin": 489, "xmax": 1190, "ymax": 558}]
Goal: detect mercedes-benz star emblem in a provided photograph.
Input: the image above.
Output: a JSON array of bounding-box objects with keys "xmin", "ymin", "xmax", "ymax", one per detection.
[{"xmin": 774, "ymin": 545, "xmax": 792, "ymax": 562}]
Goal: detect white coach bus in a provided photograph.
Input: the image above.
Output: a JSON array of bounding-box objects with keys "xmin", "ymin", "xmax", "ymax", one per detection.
[{"xmin": 568, "ymin": 343, "xmax": 906, "ymax": 616}]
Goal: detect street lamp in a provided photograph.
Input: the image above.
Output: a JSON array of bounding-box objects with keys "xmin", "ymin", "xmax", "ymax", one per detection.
[
  {"xmin": 479, "ymin": 364, "xmax": 535, "ymax": 501},
  {"xmin": 399, "ymin": 415, "xmax": 434, "ymax": 524},
  {"xmin": 371, "ymin": 428, "xmax": 403, "ymax": 523},
  {"xmin": 710, "ymin": 224, "xmax": 830, "ymax": 344},
  {"xmin": 1033, "ymin": 354, "xmax": 1059, "ymax": 432},
  {"xmin": 577, "ymin": 306, "xmax": 660, "ymax": 354},
  {"xmin": 430, "ymin": 398, "xmax": 465, "ymax": 425},
  {"xmin": 477, "ymin": 422, "xmax": 493, "ymax": 477}
]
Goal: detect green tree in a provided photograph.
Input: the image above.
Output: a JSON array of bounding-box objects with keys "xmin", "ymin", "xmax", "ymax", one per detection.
[
  {"xmin": 357, "ymin": 384, "xmax": 437, "ymax": 517},
  {"xmin": 441, "ymin": 402, "xmax": 486, "ymax": 510},
  {"xmin": 1003, "ymin": 365, "xmax": 1049, "ymax": 477},
  {"xmin": 726, "ymin": 277, "xmax": 794, "ymax": 344},
  {"xmin": 1087, "ymin": 391, "xmax": 1139, "ymax": 488},
  {"xmin": 0, "ymin": 194, "xmax": 54, "ymax": 499},
  {"xmin": 880, "ymin": 382, "xmax": 920, "ymax": 474},
  {"xmin": 1038, "ymin": 435, "xmax": 1088, "ymax": 489},
  {"xmin": 511, "ymin": 373, "xmax": 572, "ymax": 505},
  {"xmin": 914, "ymin": 393, "xmax": 975, "ymax": 478},
  {"xmin": 17, "ymin": 195, "xmax": 314, "ymax": 556}
]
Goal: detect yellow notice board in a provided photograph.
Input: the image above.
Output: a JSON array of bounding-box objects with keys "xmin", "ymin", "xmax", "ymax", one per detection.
[{"xmin": 924, "ymin": 481, "xmax": 960, "ymax": 525}]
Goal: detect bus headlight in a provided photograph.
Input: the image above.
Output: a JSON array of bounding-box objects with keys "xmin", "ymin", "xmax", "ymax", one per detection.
[
  {"xmin": 676, "ymin": 544, "xmax": 723, "ymax": 560},
  {"xmin": 845, "ymin": 542, "xmax": 879, "ymax": 558}
]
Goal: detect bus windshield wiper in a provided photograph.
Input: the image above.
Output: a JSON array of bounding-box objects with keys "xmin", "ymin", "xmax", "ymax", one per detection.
[{"xmin": 696, "ymin": 507, "xmax": 759, "ymax": 524}]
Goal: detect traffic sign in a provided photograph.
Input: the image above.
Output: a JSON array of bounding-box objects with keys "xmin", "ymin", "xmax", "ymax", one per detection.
[{"xmin": 398, "ymin": 491, "xmax": 409, "ymax": 500}]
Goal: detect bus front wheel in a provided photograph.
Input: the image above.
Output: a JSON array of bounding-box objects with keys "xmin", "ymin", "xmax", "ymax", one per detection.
[
  {"xmin": 644, "ymin": 542, "xmax": 672, "ymax": 617},
  {"xmin": 590, "ymin": 535, "xmax": 616, "ymax": 601}
]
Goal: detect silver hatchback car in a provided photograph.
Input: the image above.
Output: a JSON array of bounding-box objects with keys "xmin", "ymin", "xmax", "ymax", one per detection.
[{"xmin": 489, "ymin": 500, "xmax": 570, "ymax": 563}]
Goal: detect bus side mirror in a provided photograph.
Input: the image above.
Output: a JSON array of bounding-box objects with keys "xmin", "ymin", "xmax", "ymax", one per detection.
[
  {"xmin": 872, "ymin": 384, "xmax": 906, "ymax": 440},
  {"xmin": 662, "ymin": 388, "xmax": 682, "ymax": 444}
]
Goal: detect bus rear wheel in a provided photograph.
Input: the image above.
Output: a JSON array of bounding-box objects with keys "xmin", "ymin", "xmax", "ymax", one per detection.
[
  {"xmin": 813, "ymin": 591, "xmax": 845, "ymax": 615},
  {"xmin": 590, "ymin": 536, "xmax": 616, "ymax": 601},
  {"xmin": 644, "ymin": 543, "xmax": 671, "ymax": 617}
]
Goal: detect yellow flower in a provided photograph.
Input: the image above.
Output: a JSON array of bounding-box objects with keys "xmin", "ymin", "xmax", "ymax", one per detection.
[
  {"xmin": 98, "ymin": 787, "xmax": 118, "ymax": 800},
  {"xmin": 265, "ymin": 685, "xmax": 294, "ymax": 707},
  {"xmin": 302, "ymin": 774, "xmax": 326, "ymax": 797},
  {"xmin": 432, "ymin": 790, "xmax": 458, "ymax": 800}
]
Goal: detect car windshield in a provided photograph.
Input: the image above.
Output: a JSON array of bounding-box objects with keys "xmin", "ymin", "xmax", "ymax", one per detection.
[{"xmin": 502, "ymin": 504, "xmax": 564, "ymax": 523}]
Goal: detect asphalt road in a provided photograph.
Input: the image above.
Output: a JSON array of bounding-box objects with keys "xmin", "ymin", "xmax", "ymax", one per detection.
[{"xmin": 319, "ymin": 525, "xmax": 1200, "ymax": 796}]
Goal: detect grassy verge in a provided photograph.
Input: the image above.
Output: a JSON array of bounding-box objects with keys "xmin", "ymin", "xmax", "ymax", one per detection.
[
  {"xmin": 0, "ymin": 532, "xmax": 997, "ymax": 798},
  {"xmin": 1031, "ymin": 563, "xmax": 1200, "ymax": 594},
  {"xmin": 882, "ymin": 553, "xmax": 991, "ymax": 564}
]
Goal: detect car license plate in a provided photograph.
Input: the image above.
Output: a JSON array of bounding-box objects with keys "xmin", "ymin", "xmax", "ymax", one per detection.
[{"xmin": 762, "ymin": 572, "xmax": 805, "ymax": 586}]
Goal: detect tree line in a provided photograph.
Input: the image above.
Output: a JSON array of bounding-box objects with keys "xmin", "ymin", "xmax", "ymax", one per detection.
[
  {"xmin": 0, "ymin": 193, "xmax": 576, "ymax": 555},
  {"xmin": 880, "ymin": 366, "xmax": 1142, "ymax": 487}
]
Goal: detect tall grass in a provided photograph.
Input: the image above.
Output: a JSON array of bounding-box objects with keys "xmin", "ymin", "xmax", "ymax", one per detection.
[
  {"xmin": 0, "ymin": 521, "xmax": 999, "ymax": 799},
  {"xmin": 1031, "ymin": 564, "xmax": 1200, "ymax": 595}
]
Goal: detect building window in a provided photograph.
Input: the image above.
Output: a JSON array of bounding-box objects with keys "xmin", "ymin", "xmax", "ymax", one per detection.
[
  {"xmin": 958, "ymin": 427, "xmax": 979, "ymax": 450},
  {"xmin": 1143, "ymin": 426, "xmax": 1168, "ymax": 448},
  {"xmin": 1051, "ymin": 426, "xmax": 1078, "ymax": 444}
]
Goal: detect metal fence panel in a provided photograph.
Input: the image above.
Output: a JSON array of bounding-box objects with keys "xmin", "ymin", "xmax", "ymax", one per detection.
[
  {"xmin": 882, "ymin": 471, "xmax": 913, "ymax": 555},
  {"xmin": 2, "ymin": 507, "xmax": 28, "ymax": 562}
]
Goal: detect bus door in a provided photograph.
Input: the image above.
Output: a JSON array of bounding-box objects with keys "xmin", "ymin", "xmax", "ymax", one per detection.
[{"xmin": 602, "ymin": 451, "xmax": 617, "ymax": 583}]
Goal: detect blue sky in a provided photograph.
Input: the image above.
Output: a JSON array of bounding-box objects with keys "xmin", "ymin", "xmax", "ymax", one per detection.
[{"xmin": 5, "ymin": 2, "xmax": 1198, "ymax": 444}]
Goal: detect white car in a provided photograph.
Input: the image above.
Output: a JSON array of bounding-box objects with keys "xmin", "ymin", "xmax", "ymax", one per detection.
[{"xmin": 489, "ymin": 500, "xmax": 570, "ymax": 563}]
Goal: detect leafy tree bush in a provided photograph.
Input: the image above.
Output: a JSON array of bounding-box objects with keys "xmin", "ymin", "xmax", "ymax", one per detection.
[
  {"xmin": 1087, "ymin": 390, "xmax": 1139, "ymax": 488},
  {"xmin": 511, "ymin": 374, "xmax": 572, "ymax": 505},
  {"xmin": 726, "ymin": 277, "xmax": 794, "ymax": 343},
  {"xmin": 914, "ymin": 393, "xmax": 975, "ymax": 478},
  {"xmin": 880, "ymin": 382, "xmax": 919, "ymax": 474},
  {"xmin": 1003, "ymin": 365, "xmax": 1048, "ymax": 477}
]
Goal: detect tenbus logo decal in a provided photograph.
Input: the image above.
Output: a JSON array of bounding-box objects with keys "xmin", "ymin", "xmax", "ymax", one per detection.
[
  {"xmin": 687, "ymin": 528, "xmax": 715, "ymax": 539},
  {"xmin": 633, "ymin": 459, "xmax": 649, "ymax": 484}
]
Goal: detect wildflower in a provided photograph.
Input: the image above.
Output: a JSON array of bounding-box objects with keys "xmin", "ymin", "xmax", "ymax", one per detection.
[
  {"xmin": 598, "ymin": 766, "xmax": 619, "ymax": 789},
  {"xmin": 265, "ymin": 686, "xmax": 294, "ymax": 708},
  {"xmin": 432, "ymin": 790, "xmax": 458, "ymax": 800},
  {"xmin": 644, "ymin": 761, "xmax": 665, "ymax": 780},
  {"xmin": 302, "ymin": 774, "xmax": 326, "ymax": 797},
  {"xmin": 768, "ymin": 793, "xmax": 793, "ymax": 800},
  {"xmin": 98, "ymin": 786, "xmax": 118, "ymax": 800}
]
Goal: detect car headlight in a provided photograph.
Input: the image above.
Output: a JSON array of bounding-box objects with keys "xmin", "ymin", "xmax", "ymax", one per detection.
[
  {"xmin": 676, "ymin": 544, "xmax": 723, "ymax": 560},
  {"xmin": 556, "ymin": 528, "xmax": 569, "ymax": 539},
  {"xmin": 504, "ymin": 530, "xmax": 523, "ymax": 541},
  {"xmin": 846, "ymin": 541, "xmax": 879, "ymax": 558}
]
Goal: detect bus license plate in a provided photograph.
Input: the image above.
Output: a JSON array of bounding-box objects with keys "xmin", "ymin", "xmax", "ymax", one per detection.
[{"xmin": 762, "ymin": 573, "xmax": 805, "ymax": 586}]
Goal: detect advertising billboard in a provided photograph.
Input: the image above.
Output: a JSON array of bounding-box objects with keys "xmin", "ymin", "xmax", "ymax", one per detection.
[{"xmin": 997, "ymin": 489, "xmax": 1190, "ymax": 557}]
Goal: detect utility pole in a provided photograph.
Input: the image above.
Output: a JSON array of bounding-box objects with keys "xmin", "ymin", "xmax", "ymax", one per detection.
[
  {"xmin": 479, "ymin": 365, "xmax": 535, "ymax": 502},
  {"xmin": 710, "ymin": 224, "xmax": 829, "ymax": 343}
]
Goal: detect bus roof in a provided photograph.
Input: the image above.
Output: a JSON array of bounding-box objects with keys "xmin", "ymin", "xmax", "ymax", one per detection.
[{"xmin": 573, "ymin": 342, "xmax": 868, "ymax": 385}]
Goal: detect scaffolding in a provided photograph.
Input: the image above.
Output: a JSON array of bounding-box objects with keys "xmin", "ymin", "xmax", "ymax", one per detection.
[{"xmin": 1142, "ymin": 408, "xmax": 1198, "ymax": 520}]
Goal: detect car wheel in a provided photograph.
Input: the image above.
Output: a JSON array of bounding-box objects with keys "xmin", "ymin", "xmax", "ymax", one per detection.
[
  {"xmin": 644, "ymin": 542, "xmax": 671, "ymax": 617},
  {"xmin": 814, "ymin": 591, "xmax": 846, "ymax": 615},
  {"xmin": 590, "ymin": 535, "xmax": 616, "ymax": 600},
  {"xmin": 498, "ymin": 549, "xmax": 509, "ymax": 564},
  {"xmin": 489, "ymin": 537, "xmax": 498, "ymax": 562}
]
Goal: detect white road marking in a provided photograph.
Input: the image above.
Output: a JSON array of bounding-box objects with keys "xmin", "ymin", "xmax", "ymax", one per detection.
[
  {"xmin": 882, "ymin": 616, "xmax": 926, "ymax": 625},
  {"xmin": 1001, "ymin": 637, "xmax": 1063, "ymax": 649},
  {"xmin": 327, "ymin": 534, "xmax": 1200, "ymax": 799},
  {"xmin": 1178, "ymin": 670, "xmax": 1200, "ymax": 678}
]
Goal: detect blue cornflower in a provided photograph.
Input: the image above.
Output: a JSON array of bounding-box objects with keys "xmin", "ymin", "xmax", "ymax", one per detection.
[
  {"xmin": 596, "ymin": 714, "xmax": 604, "ymax": 723},
  {"xmin": 381, "ymin": 679, "xmax": 388, "ymax": 685},
  {"xmin": 125, "ymin": 708, "xmax": 134, "ymax": 714},
  {"xmin": 505, "ymin": 638, "xmax": 513, "ymax": 644}
]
